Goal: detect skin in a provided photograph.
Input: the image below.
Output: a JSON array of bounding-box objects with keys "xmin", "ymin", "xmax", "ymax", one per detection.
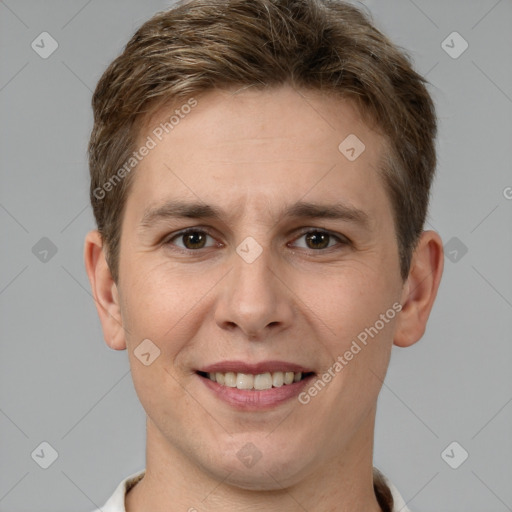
[{"xmin": 85, "ymin": 85, "xmax": 443, "ymax": 512}]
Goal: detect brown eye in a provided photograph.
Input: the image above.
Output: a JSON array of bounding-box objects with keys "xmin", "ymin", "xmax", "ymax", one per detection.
[
  {"xmin": 182, "ymin": 231, "xmax": 207, "ymax": 249},
  {"xmin": 291, "ymin": 229, "xmax": 347, "ymax": 251},
  {"xmin": 305, "ymin": 231, "xmax": 331, "ymax": 249},
  {"xmin": 166, "ymin": 229, "xmax": 216, "ymax": 250}
]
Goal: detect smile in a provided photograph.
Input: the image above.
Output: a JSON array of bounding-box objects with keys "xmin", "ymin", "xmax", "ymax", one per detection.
[
  {"xmin": 195, "ymin": 362, "xmax": 317, "ymax": 410},
  {"xmin": 197, "ymin": 370, "xmax": 314, "ymax": 390}
]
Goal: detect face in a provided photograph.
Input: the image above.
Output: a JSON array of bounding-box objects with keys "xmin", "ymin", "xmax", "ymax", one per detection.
[{"xmin": 113, "ymin": 86, "xmax": 406, "ymax": 489}]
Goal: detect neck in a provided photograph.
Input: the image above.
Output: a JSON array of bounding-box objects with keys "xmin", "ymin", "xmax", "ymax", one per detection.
[{"xmin": 126, "ymin": 417, "xmax": 383, "ymax": 512}]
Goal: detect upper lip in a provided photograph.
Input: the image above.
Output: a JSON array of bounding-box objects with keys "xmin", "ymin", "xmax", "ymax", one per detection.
[{"xmin": 198, "ymin": 360, "xmax": 315, "ymax": 374}]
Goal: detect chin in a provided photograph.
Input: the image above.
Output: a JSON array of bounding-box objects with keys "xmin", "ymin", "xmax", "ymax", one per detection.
[
  {"xmin": 221, "ymin": 465, "xmax": 301, "ymax": 491},
  {"xmin": 205, "ymin": 439, "xmax": 313, "ymax": 491}
]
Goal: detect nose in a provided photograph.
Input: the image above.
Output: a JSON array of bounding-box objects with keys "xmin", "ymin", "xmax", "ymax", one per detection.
[{"xmin": 214, "ymin": 242, "xmax": 295, "ymax": 341}]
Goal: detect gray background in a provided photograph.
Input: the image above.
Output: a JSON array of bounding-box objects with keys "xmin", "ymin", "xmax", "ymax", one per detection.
[{"xmin": 0, "ymin": 0, "xmax": 511, "ymax": 510}]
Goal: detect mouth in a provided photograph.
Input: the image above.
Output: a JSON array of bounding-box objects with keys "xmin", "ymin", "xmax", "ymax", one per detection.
[
  {"xmin": 196, "ymin": 370, "xmax": 315, "ymax": 390},
  {"xmin": 195, "ymin": 361, "xmax": 316, "ymax": 410}
]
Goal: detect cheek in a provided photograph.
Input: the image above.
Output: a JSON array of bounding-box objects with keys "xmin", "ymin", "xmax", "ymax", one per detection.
[
  {"xmin": 292, "ymin": 264, "xmax": 400, "ymax": 397},
  {"xmin": 128, "ymin": 359, "xmax": 194, "ymax": 436},
  {"xmin": 118, "ymin": 259, "xmax": 224, "ymax": 352},
  {"xmin": 295, "ymin": 262, "xmax": 399, "ymax": 338}
]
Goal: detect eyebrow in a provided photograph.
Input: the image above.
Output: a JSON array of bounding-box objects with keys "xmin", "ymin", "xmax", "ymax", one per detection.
[{"xmin": 139, "ymin": 199, "xmax": 371, "ymax": 230}]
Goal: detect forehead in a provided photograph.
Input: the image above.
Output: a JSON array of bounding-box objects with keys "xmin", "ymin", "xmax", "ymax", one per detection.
[{"xmin": 128, "ymin": 86, "xmax": 391, "ymax": 224}]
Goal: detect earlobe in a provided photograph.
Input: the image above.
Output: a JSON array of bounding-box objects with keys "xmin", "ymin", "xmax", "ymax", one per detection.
[
  {"xmin": 393, "ymin": 230, "xmax": 444, "ymax": 348},
  {"xmin": 84, "ymin": 230, "xmax": 127, "ymax": 350}
]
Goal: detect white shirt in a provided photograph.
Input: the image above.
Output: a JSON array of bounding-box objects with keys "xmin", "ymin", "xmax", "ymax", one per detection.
[{"xmin": 93, "ymin": 469, "xmax": 411, "ymax": 512}]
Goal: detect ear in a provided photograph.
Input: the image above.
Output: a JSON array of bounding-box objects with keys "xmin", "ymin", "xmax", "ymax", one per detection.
[
  {"xmin": 394, "ymin": 230, "xmax": 444, "ymax": 347},
  {"xmin": 84, "ymin": 230, "xmax": 126, "ymax": 350}
]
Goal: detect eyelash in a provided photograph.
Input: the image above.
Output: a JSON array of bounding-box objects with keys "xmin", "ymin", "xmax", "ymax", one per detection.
[{"xmin": 163, "ymin": 227, "xmax": 351, "ymax": 253}]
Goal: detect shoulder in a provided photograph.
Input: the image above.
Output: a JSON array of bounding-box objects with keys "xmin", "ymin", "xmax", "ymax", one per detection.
[
  {"xmin": 374, "ymin": 467, "xmax": 412, "ymax": 512},
  {"xmin": 91, "ymin": 470, "xmax": 145, "ymax": 512}
]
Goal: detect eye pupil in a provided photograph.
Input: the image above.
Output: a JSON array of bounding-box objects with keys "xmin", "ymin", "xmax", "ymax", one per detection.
[
  {"xmin": 170, "ymin": 229, "xmax": 341, "ymax": 252},
  {"xmin": 184, "ymin": 232, "xmax": 206, "ymax": 249},
  {"xmin": 305, "ymin": 231, "xmax": 329, "ymax": 249}
]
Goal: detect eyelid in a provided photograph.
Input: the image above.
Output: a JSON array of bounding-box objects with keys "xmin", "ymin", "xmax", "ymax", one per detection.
[
  {"xmin": 163, "ymin": 226, "xmax": 220, "ymax": 249},
  {"xmin": 163, "ymin": 226, "xmax": 351, "ymax": 252},
  {"xmin": 288, "ymin": 227, "xmax": 351, "ymax": 248}
]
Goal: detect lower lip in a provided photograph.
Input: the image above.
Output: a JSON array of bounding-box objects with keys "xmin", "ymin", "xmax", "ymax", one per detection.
[{"xmin": 198, "ymin": 374, "xmax": 315, "ymax": 410}]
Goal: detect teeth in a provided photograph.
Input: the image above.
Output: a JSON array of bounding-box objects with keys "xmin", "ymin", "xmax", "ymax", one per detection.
[
  {"xmin": 272, "ymin": 371, "xmax": 284, "ymax": 387},
  {"xmin": 236, "ymin": 373, "xmax": 254, "ymax": 390},
  {"xmin": 284, "ymin": 371, "xmax": 294, "ymax": 385},
  {"xmin": 224, "ymin": 372, "xmax": 237, "ymax": 387},
  {"xmin": 254, "ymin": 372, "xmax": 272, "ymax": 390},
  {"xmin": 205, "ymin": 370, "xmax": 307, "ymax": 390}
]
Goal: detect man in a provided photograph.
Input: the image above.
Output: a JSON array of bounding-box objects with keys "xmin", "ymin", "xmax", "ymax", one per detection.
[{"xmin": 84, "ymin": 0, "xmax": 444, "ymax": 510}]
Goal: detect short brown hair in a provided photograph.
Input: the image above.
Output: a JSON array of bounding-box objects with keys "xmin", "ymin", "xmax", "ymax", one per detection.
[{"xmin": 89, "ymin": 0, "xmax": 437, "ymax": 283}]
